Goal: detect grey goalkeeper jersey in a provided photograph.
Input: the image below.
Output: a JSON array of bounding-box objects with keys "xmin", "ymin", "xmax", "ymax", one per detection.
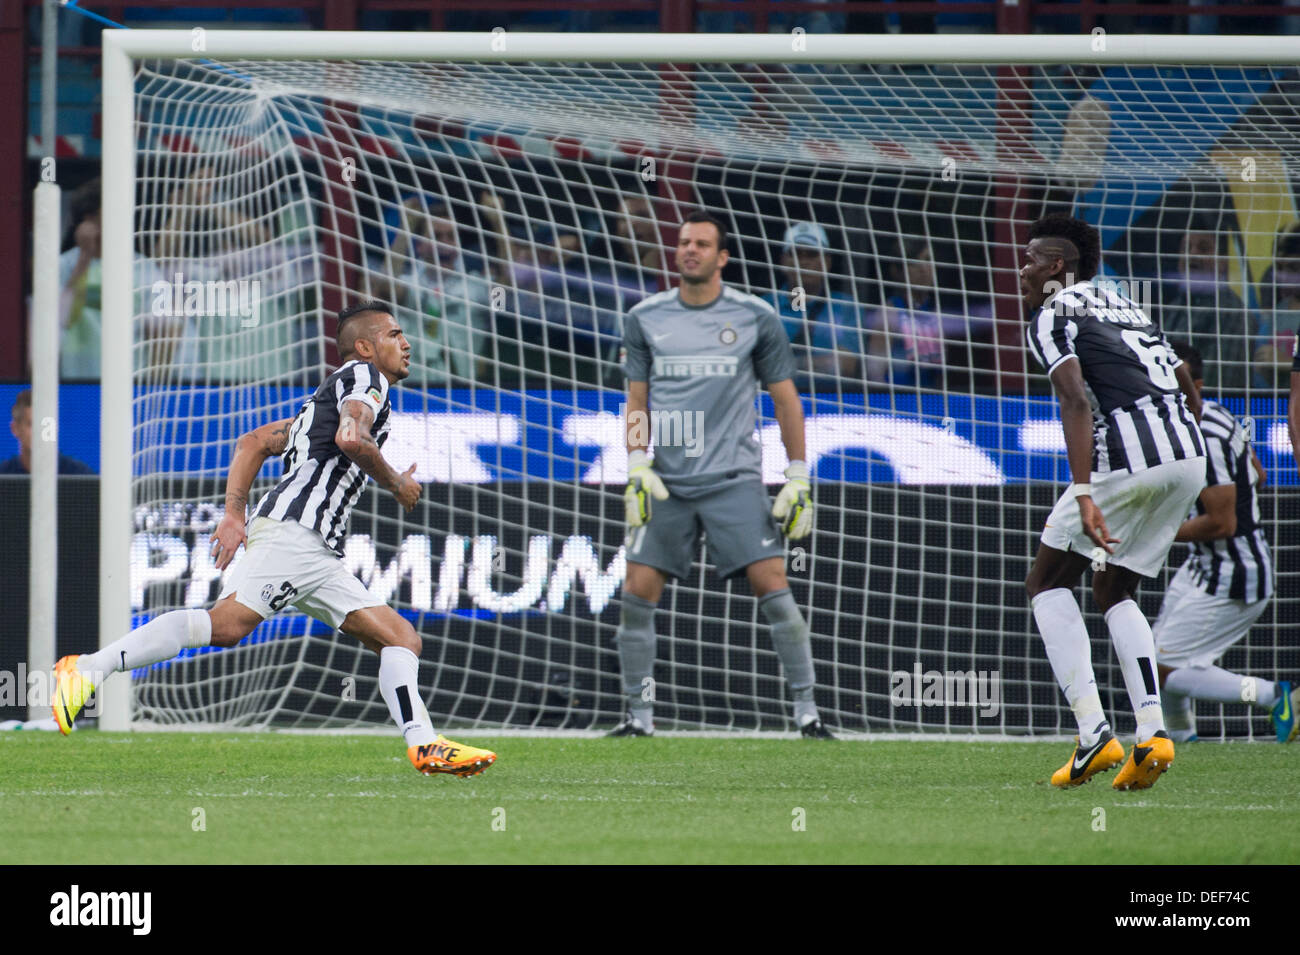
[{"xmin": 623, "ymin": 285, "xmax": 797, "ymax": 493}]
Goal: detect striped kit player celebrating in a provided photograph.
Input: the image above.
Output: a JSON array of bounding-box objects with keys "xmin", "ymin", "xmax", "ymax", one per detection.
[
  {"xmin": 1151, "ymin": 343, "xmax": 1298, "ymax": 743},
  {"xmin": 1022, "ymin": 214, "xmax": 1206, "ymax": 790},
  {"xmin": 51, "ymin": 301, "xmax": 495, "ymax": 777},
  {"xmin": 610, "ymin": 209, "xmax": 832, "ymax": 738}
]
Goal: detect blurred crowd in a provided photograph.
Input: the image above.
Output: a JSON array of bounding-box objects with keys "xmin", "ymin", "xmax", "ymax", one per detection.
[{"xmin": 41, "ymin": 167, "xmax": 1300, "ymax": 400}]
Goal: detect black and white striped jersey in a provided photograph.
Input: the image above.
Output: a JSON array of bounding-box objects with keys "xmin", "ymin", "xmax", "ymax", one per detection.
[
  {"xmin": 251, "ymin": 360, "xmax": 392, "ymax": 555},
  {"xmin": 1026, "ymin": 280, "xmax": 1204, "ymax": 474},
  {"xmin": 1181, "ymin": 399, "xmax": 1272, "ymax": 603}
]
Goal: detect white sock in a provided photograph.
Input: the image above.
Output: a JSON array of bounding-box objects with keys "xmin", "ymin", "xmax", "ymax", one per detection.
[
  {"xmin": 1032, "ymin": 588, "xmax": 1108, "ymax": 745},
  {"xmin": 1164, "ymin": 665, "xmax": 1277, "ymax": 709},
  {"xmin": 379, "ymin": 646, "xmax": 437, "ymax": 748},
  {"xmin": 76, "ymin": 608, "xmax": 212, "ymax": 679},
  {"xmin": 1104, "ymin": 599, "xmax": 1164, "ymax": 740},
  {"xmin": 1163, "ymin": 691, "xmax": 1195, "ymax": 740}
]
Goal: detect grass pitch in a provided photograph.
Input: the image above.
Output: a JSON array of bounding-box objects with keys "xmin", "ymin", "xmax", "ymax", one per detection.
[{"xmin": 2, "ymin": 732, "xmax": 1295, "ymax": 865}]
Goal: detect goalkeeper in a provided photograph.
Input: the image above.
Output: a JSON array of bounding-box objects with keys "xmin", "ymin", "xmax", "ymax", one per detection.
[{"xmin": 610, "ymin": 209, "xmax": 832, "ymax": 739}]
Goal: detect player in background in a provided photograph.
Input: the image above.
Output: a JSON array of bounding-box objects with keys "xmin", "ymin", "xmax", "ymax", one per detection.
[
  {"xmin": 1151, "ymin": 343, "xmax": 1297, "ymax": 743},
  {"xmin": 1290, "ymin": 332, "xmax": 1300, "ymax": 487},
  {"xmin": 1022, "ymin": 214, "xmax": 1206, "ymax": 790},
  {"xmin": 611, "ymin": 209, "xmax": 833, "ymax": 739},
  {"xmin": 51, "ymin": 302, "xmax": 496, "ymax": 777}
]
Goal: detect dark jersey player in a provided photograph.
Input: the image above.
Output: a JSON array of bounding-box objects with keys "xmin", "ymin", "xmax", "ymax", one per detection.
[
  {"xmin": 1022, "ymin": 214, "xmax": 1205, "ymax": 791},
  {"xmin": 51, "ymin": 302, "xmax": 495, "ymax": 777},
  {"xmin": 1151, "ymin": 342, "xmax": 1297, "ymax": 744}
]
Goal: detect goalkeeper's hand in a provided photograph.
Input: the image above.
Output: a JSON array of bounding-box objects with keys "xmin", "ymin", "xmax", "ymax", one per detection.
[
  {"xmin": 772, "ymin": 460, "xmax": 813, "ymax": 540},
  {"xmin": 624, "ymin": 449, "xmax": 669, "ymax": 527}
]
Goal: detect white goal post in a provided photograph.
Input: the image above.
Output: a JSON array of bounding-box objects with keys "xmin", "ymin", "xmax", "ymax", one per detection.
[{"xmin": 99, "ymin": 31, "xmax": 1300, "ymax": 735}]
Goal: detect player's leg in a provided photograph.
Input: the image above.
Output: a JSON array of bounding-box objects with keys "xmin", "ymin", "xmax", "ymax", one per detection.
[
  {"xmin": 337, "ymin": 604, "xmax": 430, "ymax": 748},
  {"xmin": 1150, "ymin": 565, "xmax": 1199, "ymax": 741},
  {"xmin": 609, "ymin": 496, "xmax": 695, "ymax": 737},
  {"xmin": 701, "ymin": 480, "xmax": 831, "ymax": 737},
  {"xmin": 1095, "ymin": 565, "xmax": 1175, "ymax": 790},
  {"xmin": 298, "ymin": 571, "xmax": 494, "ymax": 776},
  {"xmin": 1025, "ymin": 539, "xmax": 1121, "ymax": 785},
  {"xmin": 1093, "ymin": 564, "xmax": 1165, "ymax": 743},
  {"xmin": 338, "ymin": 605, "xmax": 491, "ymax": 775},
  {"xmin": 1027, "ymin": 543, "xmax": 1122, "ymax": 786},
  {"xmin": 1091, "ymin": 458, "xmax": 1205, "ymax": 788},
  {"xmin": 609, "ymin": 559, "xmax": 668, "ymax": 736},
  {"xmin": 1157, "ymin": 679, "xmax": 1197, "ymax": 742},
  {"xmin": 53, "ymin": 584, "xmax": 266, "ymax": 735},
  {"xmin": 1096, "ymin": 564, "xmax": 1176, "ymax": 789},
  {"xmin": 1153, "ymin": 579, "xmax": 1294, "ymax": 741},
  {"xmin": 745, "ymin": 557, "xmax": 831, "ymax": 738}
]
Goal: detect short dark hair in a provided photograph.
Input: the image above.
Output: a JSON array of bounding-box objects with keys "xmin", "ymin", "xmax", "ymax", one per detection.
[
  {"xmin": 681, "ymin": 209, "xmax": 729, "ymax": 253},
  {"xmin": 1028, "ymin": 213, "xmax": 1101, "ymax": 282},
  {"xmin": 12, "ymin": 389, "xmax": 30, "ymax": 420},
  {"xmin": 70, "ymin": 180, "xmax": 101, "ymax": 225},
  {"xmin": 336, "ymin": 300, "xmax": 393, "ymax": 358},
  {"xmin": 1170, "ymin": 340, "xmax": 1203, "ymax": 381}
]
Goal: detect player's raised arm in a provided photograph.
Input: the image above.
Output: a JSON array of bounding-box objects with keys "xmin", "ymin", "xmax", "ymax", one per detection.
[
  {"xmin": 210, "ymin": 417, "xmax": 295, "ymax": 570},
  {"xmin": 336, "ymin": 398, "xmax": 420, "ymax": 512}
]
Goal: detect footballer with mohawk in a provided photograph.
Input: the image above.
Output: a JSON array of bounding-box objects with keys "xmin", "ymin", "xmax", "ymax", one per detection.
[
  {"xmin": 50, "ymin": 301, "xmax": 496, "ymax": 778},
  {"xmin": 1021, "ymin": 213, "xmax": 1205, "ymax": 791}
]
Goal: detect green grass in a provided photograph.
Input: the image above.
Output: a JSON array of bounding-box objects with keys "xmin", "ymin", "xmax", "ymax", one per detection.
[{"xmin": 2, "ymin": 732, "xmax": 1296, "ymax": 864}]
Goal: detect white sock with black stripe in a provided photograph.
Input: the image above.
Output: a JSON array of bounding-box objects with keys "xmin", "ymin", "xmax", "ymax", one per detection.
[
  {"xmin": 1105, "ymin": 599, "xmax": 1165, "ymax": 741},
  {"xmin": 379, "ymin": 646, "xmax": 437, "ymax": 748}
]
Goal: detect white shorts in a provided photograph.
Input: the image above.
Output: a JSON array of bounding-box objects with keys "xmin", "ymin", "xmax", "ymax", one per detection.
[
  {"xmin": 1040, "ymin": 457, "xmax": 1205, "ymax": 578},
  {"xmin": 1151, "ymin": 561, "xmax": 1271, "ymax": 668},
  {"xmin": 219, "ymin": 517, "xmax": 382, "ymax": 630}
]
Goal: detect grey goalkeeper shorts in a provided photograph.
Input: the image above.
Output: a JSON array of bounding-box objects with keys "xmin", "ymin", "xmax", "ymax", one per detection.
[{"xmin": 624, "ymin": 479, "xmax": 785, "ymax": 580}]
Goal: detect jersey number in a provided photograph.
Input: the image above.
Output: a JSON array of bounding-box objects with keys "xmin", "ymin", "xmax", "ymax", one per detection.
[
  {"xmin": 1120, "ymin": 330, "xmax": 1179, "ymax": 390},
  {"xmin": 267, "ymin": 581, "xmax": 299, "ymax": 612}
]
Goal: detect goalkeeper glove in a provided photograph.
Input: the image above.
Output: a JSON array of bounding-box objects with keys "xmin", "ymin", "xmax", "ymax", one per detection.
[
  {"xmin": 625, "ymin": 450, "xmax": 669, "ymax": 527},
  {"xmin": 772, "ymin": 460, "xmax": 813, "ymax": 540}
]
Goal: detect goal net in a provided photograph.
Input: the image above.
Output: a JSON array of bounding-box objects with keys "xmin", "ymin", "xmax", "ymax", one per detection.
[{"xmin": 101, "ymin": 32, "xmax": 1300, "ymax": 737}]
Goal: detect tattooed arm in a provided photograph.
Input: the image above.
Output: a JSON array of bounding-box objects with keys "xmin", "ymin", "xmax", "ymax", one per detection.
[
  {"xmin": 209, "ymin": 417, "xmax": 294, "ymax": 570},
  {"xmin": 335, "ymin": 399, "xmax": 420, "ymax": 512}
]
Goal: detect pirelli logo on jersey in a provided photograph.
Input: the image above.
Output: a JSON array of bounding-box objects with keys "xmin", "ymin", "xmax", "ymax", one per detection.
[{"xmin": 652, "ymin": 355, "xmax": 739, "ymax": 377}]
